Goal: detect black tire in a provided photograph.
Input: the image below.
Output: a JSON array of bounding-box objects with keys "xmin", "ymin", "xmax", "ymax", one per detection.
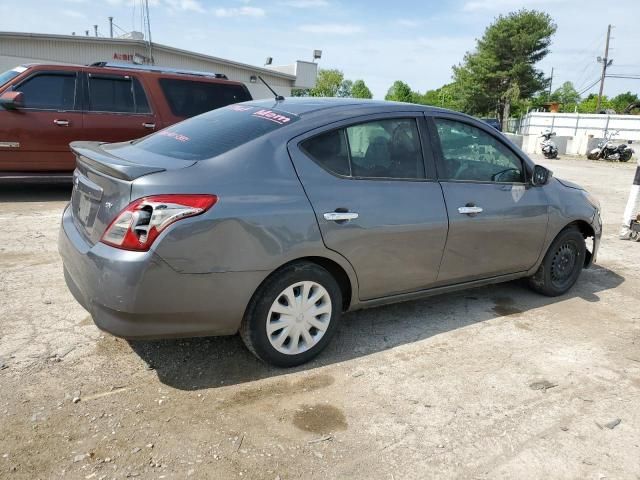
[
  {"xmin": 528, "ymin": 227, "xmax": 586, "ymax": 296},
  {"xmin": 620, "ymin": 151, "xmax": 632, "ymax": 162},
  {"xmin": 239, "ymin": 262, "xmax": 342, "ymax": 367},
  {"xmin": 587, "ymin": 152, "xmax": 600, "ymax": 160}
]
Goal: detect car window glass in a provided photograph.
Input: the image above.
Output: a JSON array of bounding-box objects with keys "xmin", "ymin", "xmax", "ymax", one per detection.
[
  {"xmin": 88, "ymin": 75, "xmax": 135, "ymax": 113},
  {"xmin": 16, "ymin": 73, "xmax": 76, "ymax": 110},
  {"xmin": 347, "ymin": 119, "xmax": 424, "ymax": 179},
  {"xmin": 134, "ymin": 104, "xmax": 299, "ymax": 160},
  {"xmin": 301, "ymin": 130, "xmax": 350, "ymax": 176},
  {"xmin": 159, "ymin": 79, "xmax": 252, "ymax": 118},
  {"xmin": 434, "ymin": 118, "xmax": 524, "ymax": 183},
  {"xmin": 132, "ymin": 77, "xmax": 151, "ymax": 113}
]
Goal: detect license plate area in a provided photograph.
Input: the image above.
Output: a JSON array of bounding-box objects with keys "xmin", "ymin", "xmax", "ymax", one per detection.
[{"xmin": 71, "ymin": 172, "xmax": 104, "ymax": 232}]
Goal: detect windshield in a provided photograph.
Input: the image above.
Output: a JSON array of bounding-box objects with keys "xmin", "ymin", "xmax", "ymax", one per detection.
[
  {"xmin": 0, "ymin": 66, "xmax": 26, "ymax": 88},
  {"xmin": 133, "ymin": 104, "xmax": 299, "ymax": 160}
]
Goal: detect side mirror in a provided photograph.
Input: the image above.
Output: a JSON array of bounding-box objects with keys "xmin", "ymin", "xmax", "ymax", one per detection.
[
  {"xmin": 0, "ymin": 91, "xmax": 24, "ymax": 110},
  {"xmin": 532, "ymin": 165, "xmax": 552, "ymax": 186}
]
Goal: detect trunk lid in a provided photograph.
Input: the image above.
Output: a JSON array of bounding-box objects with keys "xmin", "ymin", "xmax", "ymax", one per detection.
[{"xmin": 69, "ymin": 141, "xmax": 195, "ymax": 245}]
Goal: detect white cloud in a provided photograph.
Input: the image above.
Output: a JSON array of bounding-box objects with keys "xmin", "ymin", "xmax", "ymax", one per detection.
[
  {"xmin": 214, "ymin": 6, "xmax": 265, "ymax": 17},
  {"xmin": 299, "ymin": 23, "xmax": 364, "ymax": 35},
  {"xmin": 280, "ymin": 0, "xmax": 329, "ymax": 7},
  {"xmin": 463, "ymin": 0, "xmax": 553, "ymax": 11},
  {"xmin": 164, "ymin": 0, "xmax": 205, "ymax": 12},
  {"xmin": 62, "ymin": 9, "xmax": 86, "ymax": 18}
]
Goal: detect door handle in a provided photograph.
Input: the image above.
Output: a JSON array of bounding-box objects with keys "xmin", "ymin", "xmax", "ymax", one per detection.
[
  {"xmin": 142, "ymin": 122, "xmax": 156, "ymax": 129},
  {"xmin": 54, "ymin": 119, "xmax": 69, "ymax": 126},
  {"xmin": 458, "ymin": 206, "xmax": 483, "ymax": 215},
  {"xmin": 324, "ymin": 211, "xmax": 359, "ymax": 222}
]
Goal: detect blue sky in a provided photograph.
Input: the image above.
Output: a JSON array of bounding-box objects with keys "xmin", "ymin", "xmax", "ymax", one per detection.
[{"xmin": 1, "ymin": 0, "xmax": 639, "ymax": 99}]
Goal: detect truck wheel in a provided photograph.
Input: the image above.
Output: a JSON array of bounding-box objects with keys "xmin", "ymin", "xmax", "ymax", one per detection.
[
  {"xmin": 528, "ymin": 227, "xmax": 586, "ymax": 297},
  {"xmin": 240, "ymin": 262, "xmax": 342, "ymax": 367}
]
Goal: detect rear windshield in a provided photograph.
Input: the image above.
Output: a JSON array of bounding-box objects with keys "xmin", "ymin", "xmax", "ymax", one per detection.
[
  {"xmin": 133, "ymin": 104, "xmax": 299, "ymax": 160},
  {"xmin": 0, "ymin": 66, "xmax": 26, "ymax": 87},
  {"xmin": 159, "ymin": 78, "xmax": 252, "ymax": 118}
]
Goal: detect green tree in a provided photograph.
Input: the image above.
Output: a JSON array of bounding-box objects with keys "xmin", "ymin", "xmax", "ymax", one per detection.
[
  {"xmin": 453, "ymin": 9, "xmax": 557, "ymax": 124},
  {"xmin": 292, "ymin": 69, "xmax": 365, "ymax": 98},
  {"xmin": 337, "ymin": 79, "xmax": 353, "ymax": 98},
  {"xmin": 385, "ymin": 80, "xmax": 415, "ymax": 103},
  {"xmin": 551, "ymin": 81, "xmax": 580, "ymax": 111},
  {"xmin": 577, "ymin": 94, "xmax": 612, "ymax": 113},
  {"xmin": 351, "ymin": 79, "xmax": 373, "ymax": 99},
  {"xmin": 610, "ymin": 91, "xmax": 639, "ymax": 113}
]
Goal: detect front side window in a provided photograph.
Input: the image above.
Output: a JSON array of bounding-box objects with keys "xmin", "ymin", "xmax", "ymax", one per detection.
[
  {"xmin": 16, "ymin": 73, "xmax": 77, "ymax": 110},
  {"xmin": 301, "ymin": 118, "xmax": 425, "ymax": 180},
  {"xmin": 434, "ymin": 118, "xmax": 524, "ymax": 183},
  {"xmin": 159, "ymin": 79, "xmax": 252, "ymax": 118}
]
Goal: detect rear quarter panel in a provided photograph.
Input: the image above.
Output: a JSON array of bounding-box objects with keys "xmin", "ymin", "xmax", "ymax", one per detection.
[{"xmin": 133, "ymin": 133, "xmax": 359, "ymax": 296}]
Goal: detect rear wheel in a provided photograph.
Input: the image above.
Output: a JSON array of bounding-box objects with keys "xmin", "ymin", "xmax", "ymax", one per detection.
[
  {"xmin": 240, "ymin": 262, "xmax": 342, "ymax": 367},
  {"xmin": 620, "ymin": 150, "xmax": 632, "ymax": 162},
  {"xmin": 528, "ymin": 227, "xmax": 586, "ymax": 296}
]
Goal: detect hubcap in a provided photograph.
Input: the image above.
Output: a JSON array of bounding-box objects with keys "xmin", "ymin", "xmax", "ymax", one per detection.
[
  {"xmin": 266, "ymin": 281, "xmax": 332, "ymax": 355},
  {"xmin": 550, "ymin": 242, "xmax": 578, "ymax": 287}
]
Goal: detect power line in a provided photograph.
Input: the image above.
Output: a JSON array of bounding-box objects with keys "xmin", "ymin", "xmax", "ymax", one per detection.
[{"xmin": 578, "ymin": 77, "xmax": 601, "ymax": 96}]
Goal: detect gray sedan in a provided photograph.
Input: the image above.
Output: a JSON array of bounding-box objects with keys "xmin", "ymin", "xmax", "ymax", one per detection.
[{"xmin": 58, "ymin": 98, "xmax": 602, "ymax": 366}]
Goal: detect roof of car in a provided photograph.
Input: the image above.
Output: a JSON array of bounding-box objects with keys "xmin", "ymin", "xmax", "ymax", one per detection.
[{"xmin": 245, "ymin": 97, "xmax": 450, "ymax": 117}]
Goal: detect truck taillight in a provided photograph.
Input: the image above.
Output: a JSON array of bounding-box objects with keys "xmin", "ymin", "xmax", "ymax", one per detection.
[{"xmin": 101, "ymin": 194, "xmax": 218, "ymax": 251}]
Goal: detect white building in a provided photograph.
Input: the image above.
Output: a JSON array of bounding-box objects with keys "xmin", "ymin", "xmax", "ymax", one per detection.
[{"xmin": 0, "ymin": 31, "xmax": 317, "ymax": 99}]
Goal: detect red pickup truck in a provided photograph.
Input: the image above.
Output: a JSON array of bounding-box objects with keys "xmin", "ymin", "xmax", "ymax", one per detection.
[{"xmin": 0, "ymin": 62, "xmax": 252, "ymax": 180}]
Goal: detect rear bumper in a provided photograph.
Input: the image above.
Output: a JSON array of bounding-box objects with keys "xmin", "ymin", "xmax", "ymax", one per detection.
[{"xmin": 58, "ymin": 205, "xmax": 268, "ymax": 339}]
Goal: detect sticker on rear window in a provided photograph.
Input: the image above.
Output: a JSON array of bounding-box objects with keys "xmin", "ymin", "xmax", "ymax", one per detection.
[
  {"xmin": 227, "ymin": 105, "xmax": 253, "ymax": 112},
  {"xmin": 252, "ymin": 109, "xmax": 292, "ymax": 125},
  {"xmin": 158, "ymin": 130, "xmax": 190, "ymax": 142}
]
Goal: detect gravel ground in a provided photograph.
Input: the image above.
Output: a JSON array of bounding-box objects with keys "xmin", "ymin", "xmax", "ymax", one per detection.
[{"xmin": 0, "ymin": 155, "xmax": 639, "ymax": 479}]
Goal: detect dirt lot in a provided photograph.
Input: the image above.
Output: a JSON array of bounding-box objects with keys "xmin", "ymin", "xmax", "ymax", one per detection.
[{"xmin": 1, "ymin": 155, "xmax": 639, "ymax": 480}]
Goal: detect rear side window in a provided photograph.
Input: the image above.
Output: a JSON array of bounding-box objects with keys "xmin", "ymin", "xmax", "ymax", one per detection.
[
  {"xmin": 134, "ymin": 105, "xmax": 298, "ymax": 160},
  {"xmin": 88, "ymin": 75, "xmax": 150, "ymax": 113},
  {"xmin": 301, "ymin": 130, "xmax": 350, "ymax": 176},
  {"xmin": 301, "ymin": 118, "xmax": 425, "ymax": 180},
  {"xmin": 159, "ymin": 78, "xmax": 251, "ymax": 117},
  {"xmin": 16, "ymin": 73, "xmax": 77, "ymax": 110}
]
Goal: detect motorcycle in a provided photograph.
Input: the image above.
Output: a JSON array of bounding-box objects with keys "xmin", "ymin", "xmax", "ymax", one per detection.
[
  {"xmin": 540, "ymin": 130, "xmax": 558, "ymax": 159},
  {"xmin": 587, "ymin": 130, "xmax": 634, "ymax": 162}
]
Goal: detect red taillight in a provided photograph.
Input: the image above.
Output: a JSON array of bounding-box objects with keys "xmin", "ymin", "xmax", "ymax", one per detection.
[{"xmin": 100, "ymin": 194, "xmax": 218, "ymax": 251}]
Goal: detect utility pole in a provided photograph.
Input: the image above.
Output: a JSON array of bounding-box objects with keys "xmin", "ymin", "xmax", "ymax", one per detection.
[
  {"xmin": 108, "ymin": 17, "xmax": 114, "ymax": 38},
  {"xmin": 596, "ymin": 24, "xmax": 613, "ymax": 112},
  {"xmin": 548, "ymin": 67, "xmax": 554, "ymax": 99}
]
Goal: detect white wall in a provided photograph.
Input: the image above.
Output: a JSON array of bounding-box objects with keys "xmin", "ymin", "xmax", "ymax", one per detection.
[{"xmin": 516, "ymin": 112, "xmax": 640, "ymax": 155}]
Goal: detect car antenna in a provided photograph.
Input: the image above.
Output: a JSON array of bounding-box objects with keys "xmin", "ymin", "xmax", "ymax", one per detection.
[{"xmin": 258, "ymin": 76, "xmax": 285, "ymax": 101}]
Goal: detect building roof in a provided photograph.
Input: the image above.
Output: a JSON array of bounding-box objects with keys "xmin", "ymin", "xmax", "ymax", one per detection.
[{"xmin": 0, "ymin": 31, "xmax": 296, "ymax": 81}]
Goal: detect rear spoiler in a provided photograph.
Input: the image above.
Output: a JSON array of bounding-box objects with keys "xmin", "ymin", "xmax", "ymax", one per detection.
[{"xmin": 70, "ymin": 141, "xmax": 166, "ymax": 181}]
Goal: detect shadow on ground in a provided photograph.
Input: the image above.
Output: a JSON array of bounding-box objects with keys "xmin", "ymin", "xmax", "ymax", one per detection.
[
  {"xmin": 129, "ymin": 264, "xmax": 624, "ymax": 391},
  {"xmin": 0, "ymin": 183, "xmax": 72, "ymax": 203}
]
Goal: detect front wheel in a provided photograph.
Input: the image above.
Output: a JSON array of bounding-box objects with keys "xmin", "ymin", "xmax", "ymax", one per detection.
[
  {"xmin": 240, "ymin": 262, "xmax": 342, "ymax": 367},
  {"xmin": 587, "ymin": 151, "xmax": 600, "ymax": 160},
  {"xmin": 528, "ymin": 227, "xmax": 586, "ymax": 296}
]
